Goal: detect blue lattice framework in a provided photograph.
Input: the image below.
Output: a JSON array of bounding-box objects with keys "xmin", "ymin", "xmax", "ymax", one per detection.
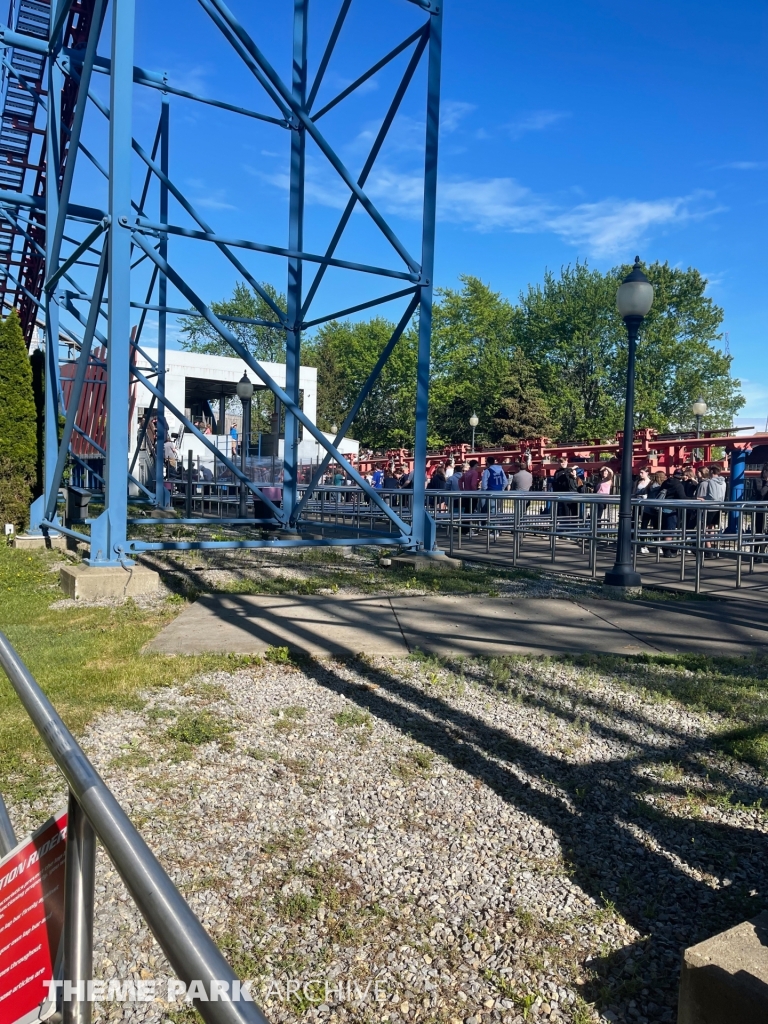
[{"xmin": 0, "ymin": 0, "xmax": 443, "ymax": 565}]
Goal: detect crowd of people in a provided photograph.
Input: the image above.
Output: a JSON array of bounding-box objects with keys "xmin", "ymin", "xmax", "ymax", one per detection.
[{"xmin": 317, "ymin": 455, "xmax": 763, "ymax": 557}]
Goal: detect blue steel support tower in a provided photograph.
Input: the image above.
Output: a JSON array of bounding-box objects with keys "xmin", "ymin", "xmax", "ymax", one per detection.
[{"xmin": 0, "ymin": 0, "xmax": 444, "ymax": 561}]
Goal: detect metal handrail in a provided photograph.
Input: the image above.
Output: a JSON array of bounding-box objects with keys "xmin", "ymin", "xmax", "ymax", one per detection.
[{"xmin": 0, "ymin": 632, "xmax": 269, "ymax": 1024}]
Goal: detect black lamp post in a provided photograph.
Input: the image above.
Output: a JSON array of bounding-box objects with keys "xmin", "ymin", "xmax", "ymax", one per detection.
[
  {"xmin": 237, "ymin": 372, "xmax": 254, "ymax": 517},
  {"xmin": 604, "ymin": 257, "xmax": 654, "ymax": 591}
]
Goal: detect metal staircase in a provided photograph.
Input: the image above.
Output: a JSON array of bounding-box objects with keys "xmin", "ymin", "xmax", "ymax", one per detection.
[{"xmin": 0, "ymin": 0, "xmax": 97, "ymax": 346}]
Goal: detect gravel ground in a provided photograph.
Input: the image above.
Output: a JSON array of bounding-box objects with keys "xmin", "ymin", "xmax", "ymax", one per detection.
[{"xmin": 11, "ymin": 655, "xmax": 768, "ymax": 1024}]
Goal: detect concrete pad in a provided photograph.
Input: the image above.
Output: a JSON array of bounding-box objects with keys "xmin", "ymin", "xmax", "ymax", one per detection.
[
  {"xmin": 578, "ymin": 598, "xmax": 768, "ymax": 655},
  {"xmin": 12, "ymin": 533, "xmax": 67, "ymax": 551},
  {"xmin": 678, "ymin": 911, "xmax": 768, "ymax": 1024},
  {"xmin": 389, "ymin": 596, "xmax": 657, "ymax": 657},
  {"xmin": 60, "ymin": 563, "xmax": 160, "ymax": 601},
  {"xmin": 146, "ymin": 594, "xmax": 407, "ymax": 656},
  {"xmin": 390, "ymin": 554, "xmax": 463, "ymax": 572}
]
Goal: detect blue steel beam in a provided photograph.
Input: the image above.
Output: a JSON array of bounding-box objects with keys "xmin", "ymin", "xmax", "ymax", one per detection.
[
  {"xmin": 48, "ymin": 0, "xmax": 106, "ymax": 276},
  {"xmin": 88, "ymin": 0, "xmax": 135, "ymax": 567},
  {"xmin": 82, "ymin": 84, "xmax": 289, "ymax": 323},
  {"xmin": 30, "ymin": 13, "xmax": 65, "ymax": 536},
  {"xmin": 156, "ymin": 95, "xmax": 169, "ymax": 508},
  {"xmin": 306, "ymin": 0, "xmax": 352, "ymax": 112},
  {"xmin": 301, "ymin": 286, "xmax": 418, "ymax": 331},
  {"xmin": 134, "ymin": 218, "xmax": 418, "ymax": 283},
  {"xmin": 282, "ymin": 0, "xmax": 308, "ymax": 525},
  {"xmin": 311, "ymin": 26, "xmax": 425, "ymax": 121},
  {"xmin": 411, "ymin": 5, "xmax": 442, "ymax": 550}
]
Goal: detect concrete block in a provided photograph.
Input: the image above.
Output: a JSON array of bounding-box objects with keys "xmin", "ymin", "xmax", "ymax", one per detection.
[
  {"xmin": 678, "ymin": 912, "xmax": 768, "ymax": 1024},
  {"xmin": 60, "ymin": 563, "xmax": 161, "ymax": 602},
  {"xmin": 390, "ymin": 554, "xmax": 463, "ymax": 572},
  {"xmin": 12, "ymin": 533, "xmax": 68, "ymax": 551},
  {"xmin": 601, "ymin": 584, "xmax": 642, "ymax": 600}
]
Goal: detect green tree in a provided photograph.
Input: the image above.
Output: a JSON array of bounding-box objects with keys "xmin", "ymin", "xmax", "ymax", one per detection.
[
  {"xmin": 305, "ymin": 317, "xmax": 417, "ymax": 448},
  {"xmin": 515, "ymin": 260, "xmax": 743, "ymax": 441},
  {"xmin": 180, "ymin": 281, "xmax": 287, "ymax": 362},
  {"xmin": 429, "ymin": 276, "xmax": 520, "ymax": 447},
  {"xmin": 0, "ymin": 311, "xmax": 37, "ymax": 528},
  {"xmin": 490, "ymin": 350, "xmax": 553, "ymax": 444}
]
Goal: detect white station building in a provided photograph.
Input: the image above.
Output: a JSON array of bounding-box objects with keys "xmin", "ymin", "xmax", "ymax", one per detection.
[{"xmin": 131, "ymin": 348, "xmax": 358, "ymax": 471}]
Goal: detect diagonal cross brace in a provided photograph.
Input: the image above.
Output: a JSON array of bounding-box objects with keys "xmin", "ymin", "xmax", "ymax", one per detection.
[
  {"xmin": 130, "ymin": 231, "xmax": 412, "ymax": 538},
  {"xmin": 201, "ymin": 0, "xmax": 420, "ymax": 273},
  {"xmin": 292, "ymin": 291, "xmax": 420, "ymax": 523},
  {"xmin": 44, "ymin": 244, "xmax": 109, "ymax": 523}
]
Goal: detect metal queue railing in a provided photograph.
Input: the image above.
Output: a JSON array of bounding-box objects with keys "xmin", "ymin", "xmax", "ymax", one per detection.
[
  {"xmin": 149, "ymin": 480, "xmax": 768, "ymax": 595},
  {"xmin": 0, "ymin": 633, "xmax": 269, "ymax": 1024}
]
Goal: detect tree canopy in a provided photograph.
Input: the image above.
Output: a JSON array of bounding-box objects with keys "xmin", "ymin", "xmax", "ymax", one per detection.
[
  {"xmin": 186, "ymin": 261, "xmax": 742, "ymax": 451},
  {"xmin": 179, "ymin": 282, "xmax": 287, "ymax": 362},
  {"xmin": 515, "ymin": 261, "xmax": 743, "ymax": 440}
]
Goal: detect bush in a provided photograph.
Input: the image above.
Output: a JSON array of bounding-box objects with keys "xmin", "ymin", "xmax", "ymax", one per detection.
[
  {"xmin": 0, "ymin": 457, "xmax": 32, "ymax": 531},
  {"xmin": 0, "ymin": 312, "xmax": 36, "ymax": 529}
]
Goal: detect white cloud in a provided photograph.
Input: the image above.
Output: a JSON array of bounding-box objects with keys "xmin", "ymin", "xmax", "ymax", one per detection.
[
  {"xmin": 258, "ymin": 158, "xmax": 722, "ymax": 258},
  {"xmin": 718, "ymin": 161, "xmax": 768, "ymax": 171},
  {"xmin": 191, "ymin": 189, "xmax": 236, "ymax": 211},
  {"xmin": 506, "ymin": 110, "xmax": 569, "ymax": 139},
  {"xmin": 545, "ymin": 195, "xmax": 718, "ymax": 256},
  {"xmin": 440, "ymin": 100, "xmax": 476, "ymax": 134}
]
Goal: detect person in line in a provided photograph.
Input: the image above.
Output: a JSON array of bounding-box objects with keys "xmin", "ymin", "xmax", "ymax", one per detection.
[
  {"xmin": 660, "ymin": 467, "xmax": 686, "ymax": 557},
  {"xmin": 753, "ymin": 466, "xmax": 768, "ymax": 555},
  {"xmin": 481, "ymin": 456, "xmax": 507, "ymax": 492},
  {"xmin": 593, "ymin": 466, "xmax": 614, "ymax": 523},
  {"xmin": 427, "ymin": 464, "xmax": 446, "ymax": 510},
  {"xmin": 697, "ymin": 464, "xmax": 726, "ymax": 553},
  {"xmin": 682, "ymin": 467, "xmax": 699, "ymax": 532},
  {"xmin": 372, "ymin": 466, "xmax": 384, "ymax": 489},
  {"xmin": 459, "ymin": 459, "xmax": 481, "ymax": 533},
  {"xmin": 552, "ymin": 456, "xmax": 579, "ymax": 519},
  {"xmin": 444, "ymin": 459, "xmax": 455, "ymax": 480},
  {"xmin": 632, "ymin": 466, "xmax": 652, "ymax": 552},
  {"xmin": 509, "ymin": 461, "xmax": 533, "ymax": 491}
]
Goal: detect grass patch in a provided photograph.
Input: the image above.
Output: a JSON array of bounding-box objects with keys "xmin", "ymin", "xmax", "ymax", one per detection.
[
  {"xmin": 547, "ymin": 651, "xmax": 768, "ymax": 772},
  {"xmin": 0, "ymin": 544, "xmax": 250, "ymax": 801},
  {"xmin": 333, "ymin": 708, "xmax": 371, "ymax": 729},
  {"xmin": 166, "ymin": 710, "xmax": 233, "ymax": 750},
  {"xmin": 265, "ymin": 645, "xmax": 291, "ymax": 664}
]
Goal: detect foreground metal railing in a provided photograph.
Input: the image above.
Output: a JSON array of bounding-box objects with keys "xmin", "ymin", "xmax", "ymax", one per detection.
[{"xmin": 0, "ymin": 633, "xmax": 268, "ymax": 1024}]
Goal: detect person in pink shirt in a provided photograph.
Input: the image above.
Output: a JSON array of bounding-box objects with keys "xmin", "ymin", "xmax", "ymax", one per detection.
[{"xmin": 594, "ymin": 466, "xmax": 614, "ymax": 522}]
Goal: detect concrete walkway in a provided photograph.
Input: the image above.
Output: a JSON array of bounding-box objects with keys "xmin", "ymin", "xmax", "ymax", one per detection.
[{"xmin": 147, "ymin": 591, "xmax": 768, "ymax": 658}]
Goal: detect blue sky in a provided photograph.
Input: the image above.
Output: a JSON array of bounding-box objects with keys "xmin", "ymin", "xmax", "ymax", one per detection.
[{"xmin": 46, "ymin": 1, "xmax": 768, "ymax": 424}]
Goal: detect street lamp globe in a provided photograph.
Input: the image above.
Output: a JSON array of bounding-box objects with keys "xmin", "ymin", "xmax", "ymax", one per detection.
[
  {"xmin": 236, "ymin": 372, "xmax": 254, "ymax": 401},
  {"xmin": 616, "ymin": 257, "xmax": 654, "ymax": 320},
  {"xmin": 469, "ymin": 413, "xmax": 479, "ymax": 428},
  {"xmin": 692, "ymin": 397, "xmax": 708, "ymax": 418}
]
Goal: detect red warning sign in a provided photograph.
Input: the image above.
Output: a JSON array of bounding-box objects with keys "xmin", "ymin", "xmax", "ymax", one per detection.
[{"xmin": 0, "ymin": 809, "xmax": 67, "ymax": 1024}]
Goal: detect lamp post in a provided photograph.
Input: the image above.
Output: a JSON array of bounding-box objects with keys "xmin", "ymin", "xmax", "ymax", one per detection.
[
  {"xmin": 692, "ymin": 396, "xmax": 707, "ymax": 462},
  {"xmin": 469, "ymin": 413, "xmax": 479, "ymax": 452},
  {"xmin": 604, "ymin": 257, "xmax": 654, "ymax": 592},
  {"xmin": 237, "ymin": 372, "xmax": 254, "ymax": 518}
]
